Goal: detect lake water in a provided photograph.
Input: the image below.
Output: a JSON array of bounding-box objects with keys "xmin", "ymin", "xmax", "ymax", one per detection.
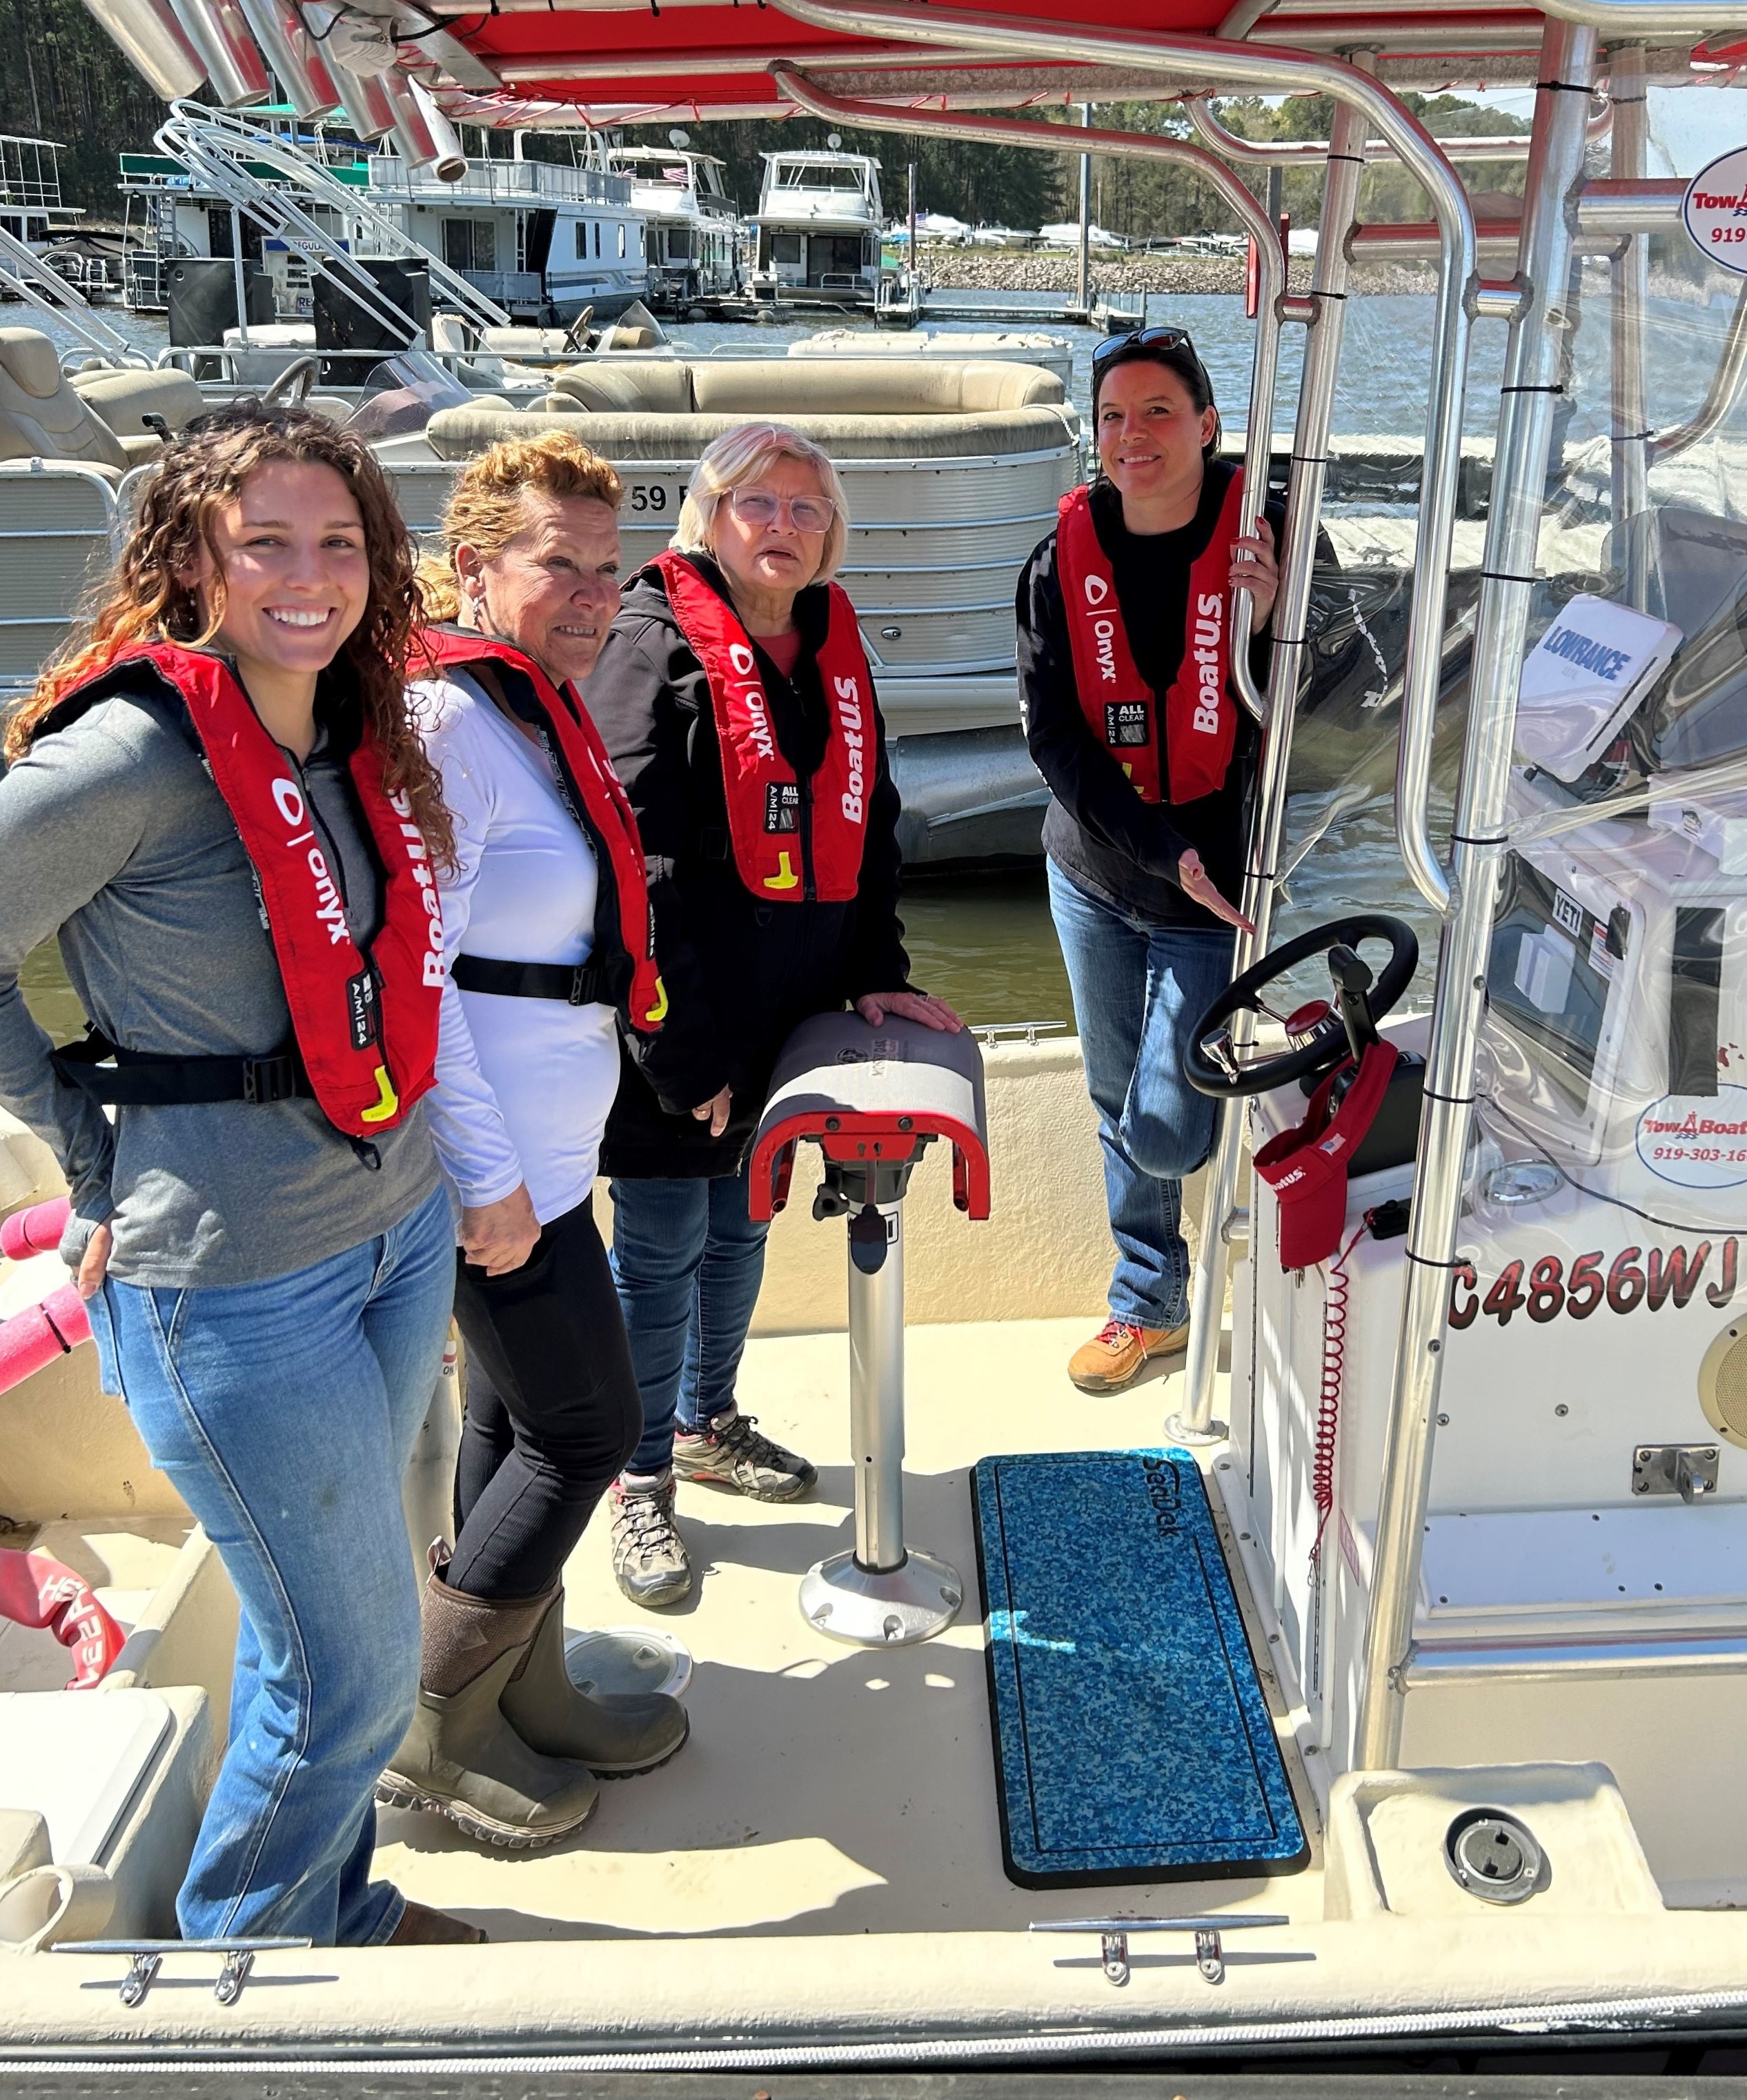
[{"xmin": 17, "ymin": 281, "xmax": 1739, "ymax": 1034}]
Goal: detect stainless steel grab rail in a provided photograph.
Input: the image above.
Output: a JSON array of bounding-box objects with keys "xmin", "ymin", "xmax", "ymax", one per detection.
[
  {"xmin": 1185, "ymin": 91, "xmax": 1610, "ymax": 166},
  {"xmin": 772, "ymin": 66, "xmax": 1284, "ymax": 729},
  {"xmin": 1354, "ymin": 19, "xmax": 1600, "ymax": 1772},
  {"xmin": 772, "ymin": 0, "xmax": 1479, "ymax": 1433}
]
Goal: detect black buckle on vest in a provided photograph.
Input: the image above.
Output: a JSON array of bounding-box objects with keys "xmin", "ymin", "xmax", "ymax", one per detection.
[
  {"xmin": 567, "ymin": 965, "xmax": 593, "ymax": 1006},
  {"xmin": 240, "ymin": 1054, "xmax": 302, "ymax": 1105}
]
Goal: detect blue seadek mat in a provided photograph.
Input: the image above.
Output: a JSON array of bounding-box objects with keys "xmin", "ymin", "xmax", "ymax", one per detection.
[{"xmin": 971, "ymin": 1448, "xmax": 1308, "ymax": 1888}]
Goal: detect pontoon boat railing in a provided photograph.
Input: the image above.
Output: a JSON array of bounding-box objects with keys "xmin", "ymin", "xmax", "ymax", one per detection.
[
  {"xmin": 153, "ymin": 102, "xmax": 511, "ymax": 341},
  {"xmin": 773, "ymin": 0, "xmax": 1480, "ymax": 1438},
  {"xmin": 1650, "ymin": 277, "xmax": 1747, "ymax": 466},
  {"xmin": 0, "ymin": 225, "xmax": 149, "ymax": 368},
  {"xmin": 1609, "ymin": 41, "xmax": 1650, "ymax": 593},
  {"xmin": 1355, "ymin": 19, "xmax": 1600, "ymax": 1772},
  {"xmin": 1221, "ymin": 0, "xmax": 1747, "ymax": 34}
]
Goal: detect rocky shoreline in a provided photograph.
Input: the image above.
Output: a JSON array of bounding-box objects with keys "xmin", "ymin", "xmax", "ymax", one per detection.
[{"xmin": 914, "ymin": 247, "xmax": 1438, "ymax": 297}]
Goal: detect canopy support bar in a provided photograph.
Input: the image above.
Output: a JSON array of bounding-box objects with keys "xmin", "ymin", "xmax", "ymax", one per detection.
[
  {"xmin": 774, "ymin": 0, "xmax": 1475, "ymax": 922},
  {"xmin": 1354, "ymin": 18, "xmax": 1600, "ymax": 1774}
]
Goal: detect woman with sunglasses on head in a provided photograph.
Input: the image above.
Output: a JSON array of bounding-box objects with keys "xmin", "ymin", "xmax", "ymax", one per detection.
[
  {"xmin": 0, "ymin": 402, "xmax": 476, "ymax": 1947},
  {"xmin": 584, "ymin": 422, "xmax": 960, "ymax": 1609},
  {"xmin": 1018, "ymin": 329, "xmax": 1281, "ymax": 1396}
]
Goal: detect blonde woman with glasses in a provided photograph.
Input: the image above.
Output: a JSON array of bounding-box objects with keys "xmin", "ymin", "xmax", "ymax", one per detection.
[{"xmin": 584, "ymin": 422, "xmax": 960, "ymax": 1608}]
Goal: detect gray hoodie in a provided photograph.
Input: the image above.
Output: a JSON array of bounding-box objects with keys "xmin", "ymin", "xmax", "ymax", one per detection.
[{"xmin": 0, "ymin": 681, "xmax": 440, "ymax": 1287}]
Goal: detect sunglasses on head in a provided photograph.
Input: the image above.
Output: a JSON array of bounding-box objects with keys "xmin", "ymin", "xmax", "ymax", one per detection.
[{"xmin": 1092, "ymin": 325, "xmax": 1206, "ymax": 375}]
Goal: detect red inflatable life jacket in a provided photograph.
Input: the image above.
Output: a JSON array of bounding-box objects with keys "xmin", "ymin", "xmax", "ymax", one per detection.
[
  {"xmin": 654, "ymin": 551, "xmax": 871, "ymax": 903},
  {"xmin": 417, "ymin": 628, "xmax": 667, "ymax": 1034},
  {"xmin": 38, "ymin": 644, "xmax": 442, "ymax": 1139},
  {"xmin": 1054, "ymin": 468, "xmax": 1246, "ymax": 805}
]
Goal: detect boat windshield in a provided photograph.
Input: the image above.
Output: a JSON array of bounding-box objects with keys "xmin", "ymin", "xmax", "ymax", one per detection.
[
  {"xmin": 774, "ymin": 164, "xmax": 866, "ymax": 190},
  {"xmin": 340, "ymin": 350, "xmax": 472, "ymax": 442}
]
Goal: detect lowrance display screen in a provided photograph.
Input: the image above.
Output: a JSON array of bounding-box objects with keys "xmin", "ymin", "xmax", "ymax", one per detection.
[{"xmin": 1486, "ymin": 854, "xmax": 1617, "ymax": 1111}]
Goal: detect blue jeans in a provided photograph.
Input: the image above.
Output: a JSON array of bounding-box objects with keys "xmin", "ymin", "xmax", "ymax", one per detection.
[
  {"xmin": 609, "ymin": 1167, "xmax": 771, "ymax": 1478},
  {"xmin": 88, "ymin": 1184, "xmax": 454, "ymax": 1947},
  {"xmin": 1047, "ymin": 858, "xmax": 1236, "ymax": 1331}
]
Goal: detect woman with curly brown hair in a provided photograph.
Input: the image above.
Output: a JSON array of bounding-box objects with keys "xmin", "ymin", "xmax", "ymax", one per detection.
[{"xmin": 0, "ymin": 402, "xmax": 477, "ymax": 1948}]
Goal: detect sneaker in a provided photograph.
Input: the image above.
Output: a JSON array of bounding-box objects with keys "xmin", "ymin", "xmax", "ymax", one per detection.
[
  {"xmin": 610, "ymin": 1475, "xmax": 693, "ymax": 1608},
  {"xmin": 673, "ymin": 1407, "xmax": 817, "ymax": 1503},
  {"xmin": 1067, "ymin": 1317, "xmax": 1189, "ymax": 1394}
]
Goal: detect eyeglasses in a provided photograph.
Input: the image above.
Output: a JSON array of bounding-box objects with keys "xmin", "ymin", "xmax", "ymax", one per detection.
[
  {"xmin": 1092, "ymin": 324, "xmax": 1198, "ymax": 368},
  {"xmin": 727, "ymin": 487, "xmax": 837, "ymax": 534}
]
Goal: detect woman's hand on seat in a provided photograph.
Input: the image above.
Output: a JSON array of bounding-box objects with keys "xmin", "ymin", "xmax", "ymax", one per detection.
[
  {"xmin": 1176, "ymin": 849, "xmax": 1257, "ymax": 936},
  {"xmin": 461, "ymin": 1184, "xmax": 541, "ymax": 1276},
  {"xmin": 693, "ymin": 1084, "xmax": 733, "ymax": 1138},
  {"xmin": 75, "ymin": 1220, "xmax": 113, "ymax": 1301},
  {"xmin": 855, "ymin": 991, "xmax": 964, "ymax": 1034},
  {"xmin": 1230, "ymin": 515, "xmax": 1278, "ymax": 629}
]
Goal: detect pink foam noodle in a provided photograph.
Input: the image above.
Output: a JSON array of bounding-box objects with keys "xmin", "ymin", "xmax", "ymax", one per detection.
[
  {"xmin": 0, "ymin": 1284, "xmax": 92, "ymax": 1398},
  {"xmin": 0, "ymin": 1547, "xmax": 124, "ymax": 1688},
  {"xmin": 1, "ymin": 1198, "xmax": 72, "ymax": 1262}
]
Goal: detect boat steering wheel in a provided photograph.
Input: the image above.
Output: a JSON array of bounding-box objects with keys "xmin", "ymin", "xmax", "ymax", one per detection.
[
  {"xmin": 563, "ymin": 304, "xmax": 595, "ymax": 355},
  {"xmin": 262, "ymin": 354, "xmax": 319, "ymax": 408},
  {"xmin": 1183, "ymin": 913, "xmax": 1419, "ymax": 1099}
]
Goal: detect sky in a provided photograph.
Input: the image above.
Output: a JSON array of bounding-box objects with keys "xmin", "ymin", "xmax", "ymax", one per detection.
[{"xmin": 1469, "ymin": 83, "xmax": 1747, "ymax": 178}]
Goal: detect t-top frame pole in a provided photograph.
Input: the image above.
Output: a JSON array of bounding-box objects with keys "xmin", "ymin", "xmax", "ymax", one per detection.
[
  {"xmin": 1354, "ymin": 19, "xmax": 1599, "ymax": 1774},
  {"xmin": 1175, "ymin": 73, "xmax": 1372, "ymax": 1444},
  {"xmin": 773, "ymin": 63, "xmax": 1322, "ymax": 1445},
  {"xmin": 773, "ymin": 0, "xmax": 1477, "ymax": 934},
  {"xmin": 774, "ymin": 65, "xmax": 1284, "ymax": 738}
]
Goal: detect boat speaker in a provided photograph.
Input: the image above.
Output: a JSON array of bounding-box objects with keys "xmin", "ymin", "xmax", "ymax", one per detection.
[
  {"xmin": 1698, "ymin": 1318, "xmax": 1747, "ymax": 1449},
  {"xmin": 167, "ymin": 257, "xmax": 273, "ymax": 350},
  {"xmin": 314, "ymin": 259, "xmax": 432, "ymax": 385}
]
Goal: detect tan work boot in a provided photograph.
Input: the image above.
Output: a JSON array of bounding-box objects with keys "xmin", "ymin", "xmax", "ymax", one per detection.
[
  {"xmin": 1067, "ymin": 1316, "xmax": 1189, "ymax": 1394},
  {"xmin": 500, "ymin": 1592, "xmax": 691, "ymax": 1778},
  {"xmin": 377, "ymin": 1571, "xmax": 600, "ymax": 1850}
]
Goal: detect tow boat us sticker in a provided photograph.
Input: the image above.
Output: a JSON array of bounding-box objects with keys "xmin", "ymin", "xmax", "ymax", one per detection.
[
  {"xmin": 1684, "ymin": 148, "xmax": 1747, "ymax": 275},
  {"xmin": 1636, "ymin": 1083, "xmax": 1747, "ymax": 1189}
]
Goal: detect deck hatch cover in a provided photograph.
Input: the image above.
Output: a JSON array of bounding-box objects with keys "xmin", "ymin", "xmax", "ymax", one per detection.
[{"xmin": 971, "ymin": 1448, "xmax": 1307, "ymax": 1887}]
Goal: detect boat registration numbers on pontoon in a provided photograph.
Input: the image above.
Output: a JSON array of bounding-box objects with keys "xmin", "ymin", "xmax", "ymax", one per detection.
[
  {"xmin": 1683, "ymin": 148, "xmax": 1747, "ymax": 274},
  {"xmin": 1449, "ymin": 1236, "xmax": 1741, "ymax": 1328},
  {"xmin": 626, "ymin": 483, "xmax": 674, "ymax": 513}
]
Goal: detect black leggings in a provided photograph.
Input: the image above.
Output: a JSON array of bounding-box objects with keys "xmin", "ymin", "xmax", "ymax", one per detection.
[{"xmin": 447, "ymin": 1199, "xmax": 643, "ymax": 1601}]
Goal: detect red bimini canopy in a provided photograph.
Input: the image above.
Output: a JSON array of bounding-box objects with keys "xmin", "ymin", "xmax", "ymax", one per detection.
[{"xmin": 415, "ymin": 0, "xmax": 1562, "ymax": 128}]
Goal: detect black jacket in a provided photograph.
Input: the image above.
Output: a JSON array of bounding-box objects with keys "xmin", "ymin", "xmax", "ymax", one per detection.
[
  {"xmin": 1016, "ymin": 464, "xmax": 1280, "ymax": 927},
  {"xmin": 589, "ymin": 554, "xmax": 911, "ymax": 1179}
]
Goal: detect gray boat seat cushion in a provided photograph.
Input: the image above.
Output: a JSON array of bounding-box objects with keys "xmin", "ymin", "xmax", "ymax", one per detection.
[
  {"xmin": 0, "ymin": 330, "xmax": 128, "ymax": 472},
  {"xmin": 428, "ymin": 403, "xmax": 1072, "ymax": 465},
  {"xmin": 537, "ymin": 357, "xmax": 1065, "ymax": 422},
  {"xmin": 69, "ymin": 368, "xmax": 205, "ymax": 439}
]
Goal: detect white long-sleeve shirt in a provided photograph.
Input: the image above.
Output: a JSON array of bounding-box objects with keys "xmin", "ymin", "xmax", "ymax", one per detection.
[{"xmin": 413, "ymin": 673, "xmax": 620, "ymax": 1226}]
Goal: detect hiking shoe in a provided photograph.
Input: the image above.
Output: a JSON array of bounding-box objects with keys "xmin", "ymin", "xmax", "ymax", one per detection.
[
  {"xmin": 611, "ymin": 1475, "xmax": 693, "ymax": 1608},
  {"xmin": 673, "ymin": 1407, "xmax": 817, "ymax": 1503},
  {"xmin": 388, "ymin": 1898, "xmax": 487, "ymax": 1945},
  {"xmin": 1067, "ymin": 1317, "xmax": 1189, "ymax": 1394}
]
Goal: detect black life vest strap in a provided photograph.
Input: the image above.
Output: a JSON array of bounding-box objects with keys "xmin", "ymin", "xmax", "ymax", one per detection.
[
  {"xmin": 51, "ymin": 1029, "xmax": 312, "ymax": 1107},
  {"xmin": 451, "ymin": 953, "xmax": 626, "ymax": 1008}
]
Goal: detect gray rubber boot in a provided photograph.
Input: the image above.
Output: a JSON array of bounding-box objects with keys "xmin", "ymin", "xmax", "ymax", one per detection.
[
  {"xmin": 500, "ymin": 1594, "xmax": 691, "ymax": 1779},
  {"xmin": 377, "ymin": 1574, "xmax": 600, "ymax": 1850}
]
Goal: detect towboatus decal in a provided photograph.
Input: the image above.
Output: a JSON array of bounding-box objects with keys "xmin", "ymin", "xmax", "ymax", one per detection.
[{"xmin": 1449, "ymin": 1236, "xmax": 1741, "ymax": 1329}]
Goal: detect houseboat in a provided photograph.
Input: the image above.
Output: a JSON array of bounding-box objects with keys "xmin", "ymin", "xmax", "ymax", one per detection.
[
  {"xmin": 749, "ymin": 145, "xmax": 887, "ymax": 308},
  {"xmin": 606, "ymin": 141, "xmax": 741, "ymax": 309}
]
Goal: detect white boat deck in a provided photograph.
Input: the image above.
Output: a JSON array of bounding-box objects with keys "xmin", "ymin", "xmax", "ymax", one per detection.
[{"xmin": 376, "ymin": 1316, "xmax": 1321, "ymax": 1944}]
